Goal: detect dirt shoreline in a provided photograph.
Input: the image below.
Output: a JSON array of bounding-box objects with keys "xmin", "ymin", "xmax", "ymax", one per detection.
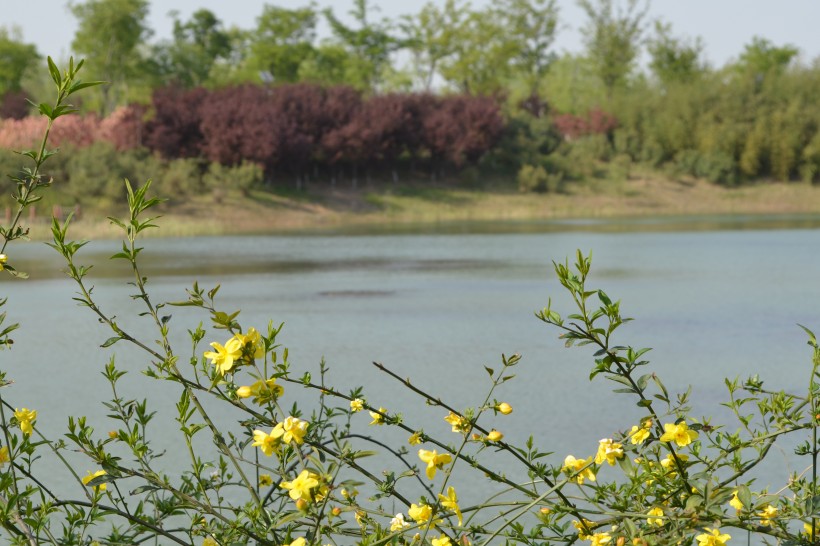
[{"xmin": 23, "ymin": 176, "xmax": 820, "ymax": 239}]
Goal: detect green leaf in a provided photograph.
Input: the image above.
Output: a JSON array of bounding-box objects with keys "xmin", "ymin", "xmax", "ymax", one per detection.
[
  {"xmin": 799, "ymin": 323, "xmax": 818, "ymax": 347},
  {"xmin": 47, "ymin": 56, "xmax": 61, "ymax": 86},
  {"xmin": 101, "ymin": 337, "xmax": 121, "ymax": 348},
  {"xmin": 130, "ymin": 485, "xmax": 158, "ymax": 495}
]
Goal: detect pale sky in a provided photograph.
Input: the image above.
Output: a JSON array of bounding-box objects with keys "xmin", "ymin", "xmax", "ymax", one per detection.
[{"xmin": 2, "ymin": 0, "xmax": 818, "ymax": 69}]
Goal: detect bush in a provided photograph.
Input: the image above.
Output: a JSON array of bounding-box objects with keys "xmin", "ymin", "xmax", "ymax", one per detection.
[{"xmin": 204, "ymin": 160, "xmax": 264, "ymax": 197}]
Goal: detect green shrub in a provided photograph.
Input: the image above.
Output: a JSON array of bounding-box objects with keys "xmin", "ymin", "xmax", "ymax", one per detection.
[{"xmin": 204, "ymin": 160, "xmax": 264, "ymax": 198}]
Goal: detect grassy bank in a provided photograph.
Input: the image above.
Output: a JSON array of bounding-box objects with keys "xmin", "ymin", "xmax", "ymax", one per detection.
[{"xmin": 22, "ymin": 174, "xmax": 820, "ymax": 239}]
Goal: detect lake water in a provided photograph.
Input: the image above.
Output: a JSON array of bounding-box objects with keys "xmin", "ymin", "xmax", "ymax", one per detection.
[{"xmin": 3, "ymin": 217, "xmax": 820, "ymax": 539}]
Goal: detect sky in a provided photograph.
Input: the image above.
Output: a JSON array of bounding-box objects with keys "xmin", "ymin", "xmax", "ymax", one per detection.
[{"xmin": 2, "ymin": 0, "xmax": 819, "ymax": 69}]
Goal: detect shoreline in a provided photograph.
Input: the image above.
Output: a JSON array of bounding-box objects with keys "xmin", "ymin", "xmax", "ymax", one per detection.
[{"xmin": 20, "ymin": 176, "xmax": 820, "ymax": 239}]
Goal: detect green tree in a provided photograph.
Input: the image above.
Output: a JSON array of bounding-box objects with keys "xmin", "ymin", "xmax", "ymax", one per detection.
[
  {"xmin": 324, "ymin": 0, "xmax": 398, "ymax": 90},
  {"xmin": 0, "ymin": 27, "xmax": 40, "ymax": 96},
  {"xmin": 438, "ymin": 6, "xmax": 519, "ymax": 95},
  {"xmin": 736, "ymin": 36, "xmax": 798, "ymax": 78},
  {"xmin": 577, "ymin": 0, "xmax": 647, "ymax": 99},
  {"xmin": 647, "ymin": 20, "xmax": 705, "ymax": 87},
  {"xmin": 69, "ymin": 0, "xmax": 152, "ymax": 114},
  {"xmin": 154, "ymin": 9, "xmax": 233, "ymax": 88},
  {"xmin": 247, "ymin": 3, "xmax": 318, "ymax": 84},
  {"xmin": 297, "ymin": 44, "xmax": 353, "ymax": 86},
  {"xmin": 399, "ymin": 0, "xmax": 464, "ymax": 91},
  {"xmin": 497, "ymin": 0, "xmax": 559, "ymax": 96}
]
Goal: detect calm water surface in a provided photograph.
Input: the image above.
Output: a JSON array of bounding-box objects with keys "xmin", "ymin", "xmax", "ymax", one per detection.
[{"xmin": 3, "ymin": 220, "xmax": 820, "ymax": 527}]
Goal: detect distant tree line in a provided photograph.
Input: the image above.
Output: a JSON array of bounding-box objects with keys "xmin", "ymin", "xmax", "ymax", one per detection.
[{"xmin": 2, "ymin": 0, "xmax": 820, "ymax": 192}]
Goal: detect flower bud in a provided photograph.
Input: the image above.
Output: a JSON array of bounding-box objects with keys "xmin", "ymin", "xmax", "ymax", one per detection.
[
  {"xmin": 295, "ymin": 498, "xmax": 308, "ymax": 511},
  {"xmin": 108, "ymin": 430, "xmax": 118, "ymax": 439},
  {"xmin": 487, "ymin": 430, "xmax": 504, "ymax": 442},
  {"xmin": 236, "ymin": 386, "xmax": 252, "ymax": 398},
  {"xmin": 497, "ymin": 402, "xmax": 513, "ymax": 415}
]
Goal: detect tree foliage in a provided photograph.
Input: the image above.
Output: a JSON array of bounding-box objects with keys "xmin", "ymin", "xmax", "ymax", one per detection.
[
  {"xmin": 153, "ymin": 9, "xmax": 233, "ymax": 88},
  {"xmin": 68, "ymin": 0, "xmax": 152, "ymax": 114},
  {"xmin": 577, "ymin": 0, "xmax": 647, "ymax": 98},
  {"xmin": 247, "ymin": 4, "xmax": 318, "ymax": 84}
]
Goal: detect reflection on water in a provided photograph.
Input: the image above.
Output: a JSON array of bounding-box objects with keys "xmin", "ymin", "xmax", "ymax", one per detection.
[{"xmin": 2, "ymin": 216, "xmax": 820, "ymax": 526}]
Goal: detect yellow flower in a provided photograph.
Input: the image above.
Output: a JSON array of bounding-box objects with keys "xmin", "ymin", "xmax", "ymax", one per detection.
[
  {"xmin": 573, "ymin": 519, "xmax": 595, "ymax": 540},
  {"xmin": 805, "ymin": 522, "xmax": 816, "ymax": 536},
  {"xmin": 0, "ymin": 446, "xmax": 8, "ymax": 465},
  {"xmin": 590, "ymin": 532, "xmax": 612, "ymax": 546},
  {"xmin": 280, "ymin": 469, "xmax": 320, "ymax": 502},
  {"xmin": 496, "ymin": 402, "xmax": 513, "ymax": 415},
  {"xmin": 14, "ymin": 408, "xmax": 36, "ymax": 436},
  {"xmin": 432, "ymin": 535, "xmax": 452, "ymax": 546},
  {"xmin": 562, "ymin": 455, "xmax": 596, "ymax": 484},
  {"xmin": 629, "ymin": 421, "xmax": 651, "ymax": 444},
  {"xmin": 408, "ymin": 503, "xmax": 433, "ymax": 523},
  {"xmin": 0, "ymin": 254, "xmax": 7, "ymax": 271},
  {"xmin": 82, "ymin": 470, "xmax": 107, "ymax": 492},
  {"xmin": 258, "ymin": 474, "xmax": 273, "ymax": 487},
  {"xmin": 252, "ymin": 429, "xmax": 280, "ymax": 456},
  {"xmin": 438, "ymin": 486, "xmax": 462, "ymax": 526},
  {"xmin": 202, "ymin": 537, "xmax": 219, "ymax": 546},
  {"xmin": 758, "ymin": 504, "xmax": 777, "ymax": 526},
  {"xmin": 419, "ymin": 449, "xmax": 452, "ymax": 479},
  {"xmin": 486, "ymin": 430, "xmax": 503, "ymax": 442},
  {"xmin": 350, "ymin": 398, "xmax": 364, "ymax": 412},
  {"xmin": 444, "ymin": 411, "xmax": 470, "ymax": 434},
  {"xmin": 203, "ymin": 337, "xmax": 243, "ymax": 375},
  {"xmin": 729, "ymin": 490, "xmax": 743, "ymax": 512},
  {"xmin": 284, "ymin": 538, "xmax": 306, "ymax": 546},
  {"xmin": 659, "ymin": 421, "xmax": 698, "ymax": 447},
  {"xmin": 695, "ymin": 527, "xmax": 731, "ymax": 546},
  {"xmin": 390, "ymin": 512, "xmax": 410, "ymax": 531},
  {"xmin": 234, "ymin": 327, "xmax": 264, "ymax": 358},
  {"xmin": 594, "ymin": 438, "xmax": 624, "ymax": 466},
  {"xmin": 236, "ymin": 378, "xmax": 283, "ymax": 404},
  {"xmin": 660, "ymin": 453, "xmax": 689, "ymax": 473},
  {"xmin": 340, "ymin": 487, "xmax": 357, "ymax": 499},
  {"xmin": 647, "ymin": 506, "xmax": 664, "ymax": 526},
  {"xmin": 369, "ymin": 407, "xmax": 387, "ymax": 425},
  {"xmin": 272, "ymin": 416, "xmax": 308, "ymax": 445},
  {"xmin": 408, "ymin": 431, "xmax": 423, "ymax": 445}
]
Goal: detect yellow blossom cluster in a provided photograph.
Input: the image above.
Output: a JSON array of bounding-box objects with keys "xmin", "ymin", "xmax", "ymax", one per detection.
[
  {"xmin": 629, "ymin": 420, "xmax": 652, "ymax": 444},
  {"xmin": 444, "ymin": 411, "xmax": 470, "ymax": 434},
  {"xmin": 408, "ymin": 502, "xmax": 433, "ymax": 524},
  {"xmin": 562, "ymin": 455, "xmax": 596, "ymax": 484},
  {"xmin": 203, "ymin": 327, "xmax": 264, "ymax": 376},
  {"xmin": 594, "ymin": 438, "xmax": 624, "ymax": 466},
  {"xmin": 280, "ymin": 469, "xmax": 326, "ymax": 504},
  {"xmin": 252, "ymin": 416, "xmax": 308, "ymax": 456}
]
